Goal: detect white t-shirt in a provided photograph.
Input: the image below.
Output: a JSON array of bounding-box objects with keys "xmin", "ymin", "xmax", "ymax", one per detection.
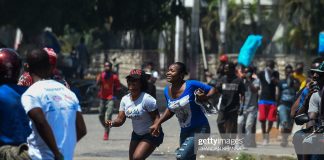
[
  {"xmin": 119, "ymin": 92, "xmax": 157, "ymax": 135},
  {"xmin": 21, "ymin": 80, "xmax": 81, "ymax": 160}
]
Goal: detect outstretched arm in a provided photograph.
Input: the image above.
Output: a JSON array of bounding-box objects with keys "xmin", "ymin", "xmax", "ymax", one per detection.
[
  {"xmin": 148, "ymin": 109, "xmax": 161, "ymax": 136},
  {"xmin": 106, "ymin": 111, "xmax": 126, "ymax": 127},
  {"xmin": 196, "ymin": 87, "xmax": 217, "ymax": 101},
  {"xmin": 150, "ymin": 108, "xmax": 174, "ymax": 136}
]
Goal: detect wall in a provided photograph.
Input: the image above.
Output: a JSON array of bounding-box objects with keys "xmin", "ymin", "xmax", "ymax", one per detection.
[
  {"xmin": 87, "ymin": 49, "xmax": 160, "ymax": 84},
  {"xmin": 87, "ymin": 50, "xmax": 315, "ymax": 85}
]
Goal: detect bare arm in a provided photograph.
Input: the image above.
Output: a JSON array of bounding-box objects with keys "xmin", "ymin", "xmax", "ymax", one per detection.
[
  {"xmin": 76, "ymin": 112, "xmax": 87, "ymax": 142},
  {"xmin": 291, "ymin": 95, "xmax": 301, "ymax": 118},
  {"xmin": 106, "ymin": 111, "xmax": 126, "ymax": 127},
  {"xmin": 155, "ymin": 108, "xmax": 174, "ymax": 126},
  {"xmin": 150, "ymin": 108, "xmax": 174, "ymax": 136},
  {"xmin": 296, "ymin": 92, "xmax": 313, "ymax": 116},
  {"xmin": 307, "ymin": 112, "xmax": 318, "ymax": 129},
  {"xmin": 96, "ymin": 74, "xmax": 102, "ymax": 86},
  {"xmin": 196, "ymin": 87, "xmax": 217, "ymax": 101},
  {"xmin": 28, "ymin": 108, "xmax": 62, "ymax": 159},
  {"xmin": 148, "ymin": 109, "xmax": 161, "ymax": 136}
]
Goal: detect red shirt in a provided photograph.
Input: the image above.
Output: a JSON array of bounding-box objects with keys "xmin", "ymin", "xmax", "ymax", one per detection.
[
  {"xmin": 97, "ymin": 72, "xmax": 121, "ymax": 100},
  {"xmin": 17, "ymin": 70, "xmax": 70, "ymax": 88},
  {"xmin": 17, "ymin": 72, "xmax": 33, "ymax": 86}
]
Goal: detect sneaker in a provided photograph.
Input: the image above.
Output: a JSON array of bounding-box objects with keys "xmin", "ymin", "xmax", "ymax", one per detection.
[
  {"xmin": 103, "ymin": 132, "xmax": 109, "ymax": 141},
  {"xmin": 262, "ymin": 134, "xmax": 269, "ymax": 145},
  {"xmin": 280, "ymin": 141, "xmax": 288, "ymax": 147}
]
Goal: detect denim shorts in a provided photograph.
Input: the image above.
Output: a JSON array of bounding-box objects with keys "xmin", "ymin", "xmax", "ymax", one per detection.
[
  {"xmin": 278, "ymin": 104, "xmax": 293, "ymax": 129},
  {"xmin": 176, "ymin": 125, "xmax": 211, "ymax": 160},
  {"xmin": 131, "ymin": 128, "xmax": 164, "ymax": 147}
]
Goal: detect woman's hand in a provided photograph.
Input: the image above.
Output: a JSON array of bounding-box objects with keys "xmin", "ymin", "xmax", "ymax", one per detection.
[
  {"xmin": 195, "ymin": 88, "xmax": 208, "ymax": 101},
  {"xmin": 105, "ymin": 120, "xmax": 114, "ymax": 128},
  {"xmin": 149, "ymin": 123, "xmax": 160, "ymax": 137}
]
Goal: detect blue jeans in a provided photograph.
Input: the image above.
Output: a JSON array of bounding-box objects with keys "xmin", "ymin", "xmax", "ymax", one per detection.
[
  {"xmin": 278, "ymin": 104, "xmax": 293, "ymax": 129},
  {"xmin": 176, "ymin": 125, "xmax": 210, "ymax": 160}
]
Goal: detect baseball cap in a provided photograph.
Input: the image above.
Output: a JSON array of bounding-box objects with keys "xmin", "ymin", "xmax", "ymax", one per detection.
[
  {"xmin": 43, "ymin": 47, "xmax": 57, "ymax": 66},
  {"xmin": 310, "ymin": 61, "xmax": 324, "ymax": 73},
  {"xmin": 104, "ymin": 61, "xmax": 112, "ymax": 67},
  {"xmin": 126, "ymin": 69, "xmax": 145, "ymax": 79}
]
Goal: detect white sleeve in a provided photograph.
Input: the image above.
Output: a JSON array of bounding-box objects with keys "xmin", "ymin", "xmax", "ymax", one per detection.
[
  {"xmin": 152, "ymin": 71, "xmax": 159, "ymax": 79},
  {"xmin": 119, "ymin": 97, "xmax": 126, "ymax": 111},
  {"xmin": 308, "ymin": 92, "xmax": 320, "ymax": 113},
  {"xmin": 21, "ymin": 90, "xmax": 42, "ymax": 114},
  {"xmin": 143, "ymin": 95, "xmax": 158, "ymax": 112},
  {"xmin": 253, "ymin": 78, "xmax": 260, "ymax": 88}
]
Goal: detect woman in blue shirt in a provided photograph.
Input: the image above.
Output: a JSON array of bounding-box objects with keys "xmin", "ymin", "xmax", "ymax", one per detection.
[{"xmin": 151, "ymin": 62, "xmax": 216, "ymax": 160}]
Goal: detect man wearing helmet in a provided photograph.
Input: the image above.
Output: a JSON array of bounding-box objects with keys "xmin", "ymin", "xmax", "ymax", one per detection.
[
  {"xmin": 0, "ymin": 48, "xmax": 32, "ymax": 159},
  {"xmin": 216, "ymin": 54, "xmax": 228, "ymax": 79},
  {"xmin": 17, "ymin": 47, "xmax": 69, "ymax": 88}
]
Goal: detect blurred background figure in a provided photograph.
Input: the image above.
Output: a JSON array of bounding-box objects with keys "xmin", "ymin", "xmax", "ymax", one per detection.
[
  {"xmin": 143, "ymin": 62, "xmax": 159, "ymax": 98},
  {"xmin": 76, "ymin": 37, "xmax": 89, "ymax": 79},
  {"xmin": 69, "ymin": 46, "xmax": 79, "ymax": 79},
  {"xmin": 257, "ymin": 59, "xmax": 279, "ymax": 145},
  {"xmin": 237, "ymin": 65, "xmax": 260, "ymax": 148},
  {"xmin": 292, "ymin": 62, "xmax": 306, "ymax": 90},
  {"xmin": 111, "ymin": 57, "xmax": 121, "ymax": 76},
  {"xmin": 216, "ymin": 54, "xmax": 228, "ymax": 79},
  {"xmin": 277, "ymin": 64, "xmax": 299, "ymax": 147},
  {"xmin": 216, "ymin": 61, "xmax": 245, "ymax": 140},
  {"xmin": 96, "ymin": 61, "xmax": 121, "ymax": 141}
]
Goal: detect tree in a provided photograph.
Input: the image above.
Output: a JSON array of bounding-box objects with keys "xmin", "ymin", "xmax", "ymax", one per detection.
[
  {"xmin": 0, "ymin": 0, "xmax": 180, "ymax": 49},
  {"xmin": 278, "ymin": 0, "xmax": 324, "ymax": 54}
]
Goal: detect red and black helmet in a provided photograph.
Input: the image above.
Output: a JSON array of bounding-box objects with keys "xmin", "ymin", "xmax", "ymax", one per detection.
[{"xmin": 0, "ymin": 48, "xmax": 22, "ymax": 84}]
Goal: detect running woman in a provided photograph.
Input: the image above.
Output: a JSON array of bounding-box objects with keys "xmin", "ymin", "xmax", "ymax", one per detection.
[
  {"xmin": 150, "ymin": 62, "xmax": 216, "ymax": 160},
  {"xmin": 106, "ymin": 69, "xmax": 163, "ymax": 160}
]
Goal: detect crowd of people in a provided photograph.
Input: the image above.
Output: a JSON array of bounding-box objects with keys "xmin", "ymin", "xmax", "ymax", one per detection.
[
  {"xmin": 213, "ymin": 54, "xmax": 324, "ymax": 160},
  {"xmin": 0, "ymin": 48, "xmax": 86, "ymax": 160},
  {"xmin": 2, "ymin": 45, "xmax": 324, "ymax": 160}
]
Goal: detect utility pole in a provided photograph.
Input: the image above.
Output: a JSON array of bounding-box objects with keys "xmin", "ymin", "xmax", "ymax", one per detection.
[
  {"xmin": 174, "ymin": 0, "xmax": 185, "ymax": 63},
  {"xmin": 189, "ymin": 0, "xmax": 200, "ymax": 79},
  {"xmin": 218, "ymin": 0, "xmax": 228, "ymax": 54}
]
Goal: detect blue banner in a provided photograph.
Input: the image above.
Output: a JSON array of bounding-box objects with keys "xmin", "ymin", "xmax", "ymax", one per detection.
[
  {"xmin": 319, "ymin": 32, "xmax": 324, "ymax": 54},
  {"xmin": 238, "ymin": 35, "xmax": 263, "ymax": 67}
]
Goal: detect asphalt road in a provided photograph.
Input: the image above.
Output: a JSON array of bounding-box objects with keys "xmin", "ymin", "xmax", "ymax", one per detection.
[{"xmin": 74, "ymin": 88, "xmax": 297, "ymax": 160}]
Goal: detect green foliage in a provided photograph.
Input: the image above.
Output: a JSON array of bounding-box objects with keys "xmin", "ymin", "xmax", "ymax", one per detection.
[
  {"xmin": 279, "ymin": 0, "xmax": 324, "ymax": 54},
  {"xmin": 58, "ymin": 26, "xmax": 103, "ymax": 55},
  {"xmin": 236, "ymin": 152, "xmax": 255, "ymax": 160},
  {"xmin": 0, "ymin": 0, "xmax": 180, "ymax": 36}
]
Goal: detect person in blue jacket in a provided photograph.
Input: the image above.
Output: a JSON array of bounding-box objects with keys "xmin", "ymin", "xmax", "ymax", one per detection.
[
  {"xmin": 150, "ymin": 62, "xmax": 216, "ymax": 160},
  {"xmin": 0, "ymin": 48, "xmax": 32, "ymax": 159}
]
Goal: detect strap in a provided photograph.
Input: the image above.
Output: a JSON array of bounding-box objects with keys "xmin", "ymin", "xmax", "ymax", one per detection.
[{"xmin": 319, "ymin": 87, "xmax": 324, "ymax": 121}]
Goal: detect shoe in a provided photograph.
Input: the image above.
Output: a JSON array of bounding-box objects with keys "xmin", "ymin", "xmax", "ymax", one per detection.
[
  {"xmin": 262, "ymin": 134, "xmax": 269, "ymax": 145},
  {"xmin": 280, "ymin": 141, "xmax": 288, "ymax": 147},
  {"xmin": 103, "ymin": 132, "xmax": 109, "ymax": 141}
]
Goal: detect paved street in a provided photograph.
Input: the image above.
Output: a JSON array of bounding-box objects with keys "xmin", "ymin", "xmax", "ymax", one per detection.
[{"xmin": 74, "ymin": 87, "xmax": 297, "ymax": 160}]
